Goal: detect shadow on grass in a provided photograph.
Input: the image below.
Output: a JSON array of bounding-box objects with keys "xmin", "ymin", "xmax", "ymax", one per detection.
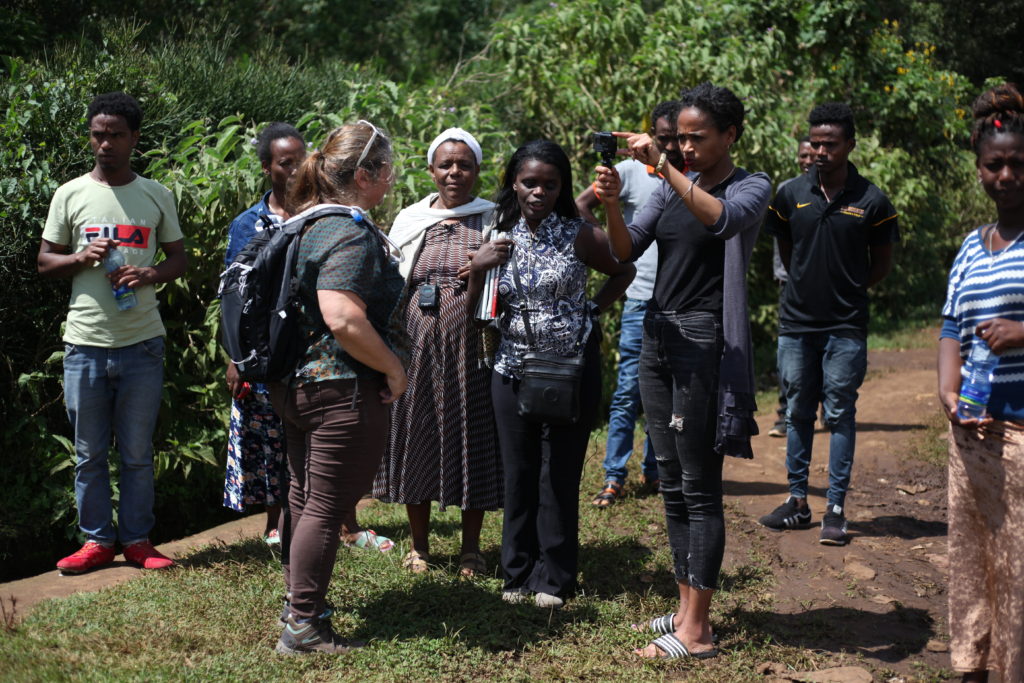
[
  {"xmin": 180, "ymin": 538, "xmax": 279, "ymax": 568},
  {"xmin": 578, "ymin": 538, "xmax": 659, "ymax": 597},
  {"xmin": 732, "ymin": 604, "xmax": 935, "ymax": 663},
  {"xmin": 353, "ymin": 579, "xmax": 599, "ymax": 651}
]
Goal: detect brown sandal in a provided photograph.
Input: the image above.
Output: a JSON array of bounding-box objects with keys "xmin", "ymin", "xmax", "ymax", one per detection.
[
  {"xmin": 402, "ymin": 550, "xmax": 430, "ymax": 573},
  {"xmin": 458, "ymin": 551, "xmax": 486, "ymax": 578},
  {"xmin": 591, "ymin": 481, "xmax": 624, "ymax": 507}
]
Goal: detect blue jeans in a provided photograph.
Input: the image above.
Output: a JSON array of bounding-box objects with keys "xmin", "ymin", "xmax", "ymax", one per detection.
[
  {"xmin": 640, "ymin": 310, "xmax": 724, "ymax": 590},
  {"xmin": 777, "ymin": 332, "xmax": 867, "ymax": 509},
  {"xmin": 603, "ymin": 298, "xmax": 658, "ymax": 484},
  {"xmin": 64, "ymin": 337, "xmax": 165, "ymax": 546}
]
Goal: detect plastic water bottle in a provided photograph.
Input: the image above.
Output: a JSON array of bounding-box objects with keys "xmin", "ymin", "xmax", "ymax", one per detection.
[
  {"xmin": 103, "ymin": 246, "xmax": 137, "ymax": 311},
  {"xmin": 957, "ymin": 338, "xmax": 997, "ymax": 420}
]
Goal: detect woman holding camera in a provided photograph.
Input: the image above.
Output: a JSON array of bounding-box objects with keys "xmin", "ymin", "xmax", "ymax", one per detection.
[
  {"xmin": 373, "ymin": 128, "xmax": 502, "ymax": 578},
  {"xmin": 467, "ymin": 139, "xmax": 634, "ymax": 608},
  {"xmin": 938, "ymin": 83, "xmax": 1024, "ymax": 683},
  {"xmin": 595, "ymin": 82, "xmax": 770, "ymax": 659},
  {"xmin": 270, "ymin": 121, "xmax": 407, "ymax": 655}
]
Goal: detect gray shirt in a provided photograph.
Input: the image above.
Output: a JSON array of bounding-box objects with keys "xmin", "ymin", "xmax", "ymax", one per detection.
[{"xmin": 616, "ymin": 159, "xmax": 660, "ymax": 301}]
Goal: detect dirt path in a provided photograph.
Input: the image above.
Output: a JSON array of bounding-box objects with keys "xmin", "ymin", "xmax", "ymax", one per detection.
[
  {"xmin": 723, "ymin": 345, "xmax": 951, "ymax": 678},
  {"xmin": 2, "ymin": 346, "xmax": 951, "ymax": 678}
]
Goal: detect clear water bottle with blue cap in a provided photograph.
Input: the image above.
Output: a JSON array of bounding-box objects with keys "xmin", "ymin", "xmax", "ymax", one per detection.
[
  {"xmin": 957, "ymin": 337, "xmax": 997, "ymax": 420},
  {"xmin": 103, "ymin": 245, "xmax": 137, "ymax": 311}
]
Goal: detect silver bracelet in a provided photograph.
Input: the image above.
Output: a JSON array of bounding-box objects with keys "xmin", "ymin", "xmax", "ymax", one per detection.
[{"xmin": 683, "ymin": 179, "xmax": 695, "ymax": 201}]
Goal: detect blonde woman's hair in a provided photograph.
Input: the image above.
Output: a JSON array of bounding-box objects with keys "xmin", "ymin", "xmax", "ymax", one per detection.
[{"xmin": 288, "ymin": 121, "xmax": 392, "ymax": 212}]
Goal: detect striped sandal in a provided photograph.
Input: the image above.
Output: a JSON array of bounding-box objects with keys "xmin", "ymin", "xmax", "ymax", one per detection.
[
  {"xmin": 634, "ymin": 613, "xmax": 719, "ymax": 643},
  {"xmin": 643, "ymin": 633, "xmax": 718, "ymax": 660},
  {"xmin": 591, "ymin": 481, "xmax": 624, "ymax": 507}
]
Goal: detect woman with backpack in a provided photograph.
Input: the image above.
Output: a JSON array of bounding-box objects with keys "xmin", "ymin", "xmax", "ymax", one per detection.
[
  {"xmin": 269, "ymin": 121, "xmax": 407, "ymax": 655},
  {"xmin": 222, "ymin": 122, "xmax": 394, "ymax": 554}
]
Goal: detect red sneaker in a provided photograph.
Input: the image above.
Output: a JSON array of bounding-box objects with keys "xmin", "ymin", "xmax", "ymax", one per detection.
[
  {"xmin": 122, "ymin": 541, "xmax": 175, "ymax": 570},
  {"xmin": 56, "ymin": 541, "xmax": 116, "ymax": 574}
]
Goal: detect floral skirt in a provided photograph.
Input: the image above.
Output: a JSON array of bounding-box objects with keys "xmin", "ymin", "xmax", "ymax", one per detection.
[
  {"xmin": 223, "ymin": 391, "xmax": 286, "ymax": 512},
  {"xmin": 948, "ymin": 421, "xmax": 1024, "ymax": 678}
]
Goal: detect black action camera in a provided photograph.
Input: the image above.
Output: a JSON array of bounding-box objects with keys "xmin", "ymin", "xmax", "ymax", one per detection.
[
  {"xmin": 418, "ymin": 283, "xmax": 439, "ymax": 309},
  {"xmin": 593, "ymin": 132, "xmax": 616, "ymax": 167}
]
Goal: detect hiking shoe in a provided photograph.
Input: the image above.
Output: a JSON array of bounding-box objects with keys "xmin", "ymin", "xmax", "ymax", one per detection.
[
  {"xmin": 767, "ymin": 420, "xmax": 786, "ymax": 437},
  {"xmin": 534, "ymin": 592, "xmax": 565, "ymax": 609},
  {"xmin": 819, "ymin": 504, "xmax": 849, "ymax": 546},
  {"xmin": 123, "ymin": 541, "xmax": 175, "ymax": 569},
  {"xmin": 279, "ymin": 594, "xmax": 334, "ymax": 628},
  {"xmin": 759, "ymin": 497, "xmax": 812, "ymax": 530},
  {"xmin": 275, "ymin": 613, "xmax": 364, "ymax": 655},
  {"xmin": 56, "ymin": 541, "xmax": 115, "ymax": 574}
]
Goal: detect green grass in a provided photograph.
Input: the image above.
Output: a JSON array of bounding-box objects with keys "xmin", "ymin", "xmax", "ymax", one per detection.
[
  {"xmin": 0, "ymin": 434, "xmax": 941, "ymax": 681},
  {"xmin": 867, "ymin": 322, "xmax": 940, "ymax": 351}
]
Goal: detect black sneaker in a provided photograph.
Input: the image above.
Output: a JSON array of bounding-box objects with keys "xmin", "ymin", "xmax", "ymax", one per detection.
[
  {"xmin": 275, "ymin": 612, "xmax": 363, "ymax": 655},
  {"xmin": 767, "ymin": 420, "xmax": 787, "ymax": 437},
  {"xmin": 759, "ymin": 497, "xmax": 812, "ymax": 530},
  {"xmin": 819, "ymin": 504, "xmax": 849, "ymax": 546}
]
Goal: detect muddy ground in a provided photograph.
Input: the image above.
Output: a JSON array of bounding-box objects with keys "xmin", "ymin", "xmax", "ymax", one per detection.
[{"xmin": 722, "ymin": 345, "xmax": 955, "ymax": 680}]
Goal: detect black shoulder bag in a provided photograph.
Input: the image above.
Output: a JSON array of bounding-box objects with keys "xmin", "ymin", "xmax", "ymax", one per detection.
[{"xmin": 511, "ymin": 251, "xmax": 587, "ymax": 425}]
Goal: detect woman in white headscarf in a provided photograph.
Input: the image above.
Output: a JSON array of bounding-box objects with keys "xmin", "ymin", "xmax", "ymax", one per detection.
[{"xmin": 373, "ymin": 129, "xmax": 502, "ymax": 578}]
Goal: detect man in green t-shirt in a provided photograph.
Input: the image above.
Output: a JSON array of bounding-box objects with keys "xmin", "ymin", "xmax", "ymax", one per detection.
[{"xmin": 37, "ymin": 92, "xmax": 187, "ymax": 574}]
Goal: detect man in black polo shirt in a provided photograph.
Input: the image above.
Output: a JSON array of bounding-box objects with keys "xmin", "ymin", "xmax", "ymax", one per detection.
[{"xmin": 760, "ymin": 103, "xmax": 898, "ymax": 546}]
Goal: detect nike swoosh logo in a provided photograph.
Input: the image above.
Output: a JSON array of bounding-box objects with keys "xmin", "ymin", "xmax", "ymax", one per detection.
[{"xmin": 796, "ymin": 202, "xmax": 811, "ymax": 208}]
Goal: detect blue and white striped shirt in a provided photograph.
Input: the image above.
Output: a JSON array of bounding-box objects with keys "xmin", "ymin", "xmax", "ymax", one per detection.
[{"xmin": 941, "ymin": 225, "xmax": 1024, "ymax": 420}]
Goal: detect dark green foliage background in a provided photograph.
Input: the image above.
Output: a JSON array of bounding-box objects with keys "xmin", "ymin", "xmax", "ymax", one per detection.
[{"xmin": 0, "ymin": 0, "xmax": 999, "ymax": 578}]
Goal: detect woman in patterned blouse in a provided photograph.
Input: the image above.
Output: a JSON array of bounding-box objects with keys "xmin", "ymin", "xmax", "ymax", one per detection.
[{"xmin": 466, "ymin": 139, "xmax": 634, "ymax": 609}]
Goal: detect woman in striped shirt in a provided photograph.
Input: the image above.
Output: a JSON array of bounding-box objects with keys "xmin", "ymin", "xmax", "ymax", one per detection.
[{"xmin": 938, "ymin": 82, "xmax": 1024, "ymax": 683}]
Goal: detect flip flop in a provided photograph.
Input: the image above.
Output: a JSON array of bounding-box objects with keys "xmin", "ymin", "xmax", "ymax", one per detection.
[
  {"xmin": 643, "ymin": 633, "xmax": 718, "ymax": 660},
  {"xmin": 344, "ymin": 529, "xmax": 394, "ymax": 553},
  {"xmin": 633, "ymin": 613, "xmax": 719, "ymax": 643}
]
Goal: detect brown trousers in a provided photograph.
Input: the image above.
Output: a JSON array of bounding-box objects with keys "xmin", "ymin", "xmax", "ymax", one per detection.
[
  {"xmin": 271, "ymin": 377, "xmax": 388, "ymax": 621},
  {"xmin": 948, "ymin": 421, "xmax": 1024, "ymax": 678}
]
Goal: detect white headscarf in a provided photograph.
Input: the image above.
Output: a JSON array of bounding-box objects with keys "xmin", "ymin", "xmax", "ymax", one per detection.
[{"xmin": 427, "ymin": 128, "xmax": 483, "ymax": 166}]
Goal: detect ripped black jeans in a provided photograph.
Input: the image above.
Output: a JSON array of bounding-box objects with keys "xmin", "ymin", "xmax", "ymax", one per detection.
[{"xmin": 639, "ymin": 310, "xmax": 724, "ymax": 591}]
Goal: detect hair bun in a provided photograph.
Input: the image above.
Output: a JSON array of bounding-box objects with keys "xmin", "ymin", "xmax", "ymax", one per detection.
[{"xmin": 972, "ymin": 82, "xmax": 1024, "ymax": 120}]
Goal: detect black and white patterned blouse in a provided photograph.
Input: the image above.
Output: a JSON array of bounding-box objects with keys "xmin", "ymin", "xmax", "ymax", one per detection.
[{"xmin": 493, "ymin": 213, "xmax": 591, "ymax": 379}]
